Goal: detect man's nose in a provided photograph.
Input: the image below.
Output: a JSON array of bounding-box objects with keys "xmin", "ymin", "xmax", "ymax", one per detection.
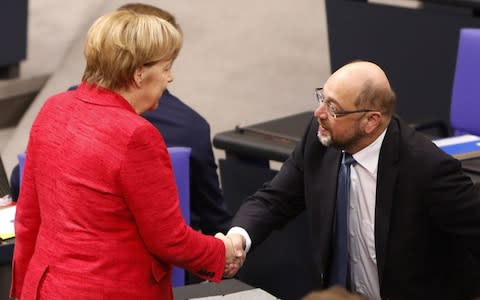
[{"xmin": 314, "ymin": 102, "xmax": 328, "ymax": 119}]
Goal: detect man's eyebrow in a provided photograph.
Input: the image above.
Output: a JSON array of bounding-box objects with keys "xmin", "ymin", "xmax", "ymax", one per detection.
[{"xmin": 324, "ymin": 94, "xmax": 342, "ymax": 108}]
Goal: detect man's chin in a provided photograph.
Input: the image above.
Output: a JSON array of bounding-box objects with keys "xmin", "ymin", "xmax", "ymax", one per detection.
[{"xmin": 317, "ymin": 133, "xmax": 332, "ymax": 147}]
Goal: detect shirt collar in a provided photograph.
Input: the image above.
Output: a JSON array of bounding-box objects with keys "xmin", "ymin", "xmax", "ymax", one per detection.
[{"xmin": 351, "ymin": 129, "xmax": 387, "ymax": 175}]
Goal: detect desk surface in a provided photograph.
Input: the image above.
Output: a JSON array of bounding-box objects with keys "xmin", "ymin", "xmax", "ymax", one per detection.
[
  {"xmin": 173, "ymin": 279, "xmax": 254, "ymax": 299},
  {"xmin": 422, "ymin": 0, "xmax": 480, "ymax": 9},
  {"xmin": 213, "ymin": 111, "xmax": 313, "ymax": 162}
]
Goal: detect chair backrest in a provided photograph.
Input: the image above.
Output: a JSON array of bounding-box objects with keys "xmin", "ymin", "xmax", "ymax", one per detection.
[
  {"xmin": 167, "ymin": 147, "xmax": 191, "ymax": 287},
  {"xmin": 17, "ymin": 153, "xmax": 25, "ymax": 187},
  {"xmin": 167, "ymin": 147, "xmax": 191, "ymax": 224},
  {"xmin": 450, "ymin": 28, "xmax": 480, "ymax": 136}
]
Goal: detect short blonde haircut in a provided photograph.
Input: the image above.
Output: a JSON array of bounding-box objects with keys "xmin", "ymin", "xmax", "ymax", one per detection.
[
  {"xmin": 82, "ymin": 10, "xmax": 182, "ymax": 90},
  {"xmin": 117, "ymin": 3, "xmax": 182, "ymax": 36}
]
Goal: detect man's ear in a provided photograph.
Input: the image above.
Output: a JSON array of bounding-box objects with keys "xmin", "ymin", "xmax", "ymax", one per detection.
[{"xmin": 364, "ymin": 112, "xmax": 382, "ymax": 134}]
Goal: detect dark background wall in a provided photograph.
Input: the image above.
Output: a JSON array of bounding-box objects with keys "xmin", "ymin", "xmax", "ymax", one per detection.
[
  {"xmin": 0, "ymin": 0, "xmax": 28, "ymax": 78},
  {"xmin": 326, "ymin": 0, "xmax": 480, "ymax": 127}
]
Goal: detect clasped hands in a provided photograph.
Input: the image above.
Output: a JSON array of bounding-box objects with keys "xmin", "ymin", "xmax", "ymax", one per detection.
[{"xmin": 215, "ymin": 233, "xmax": 246, "ymax": 278}]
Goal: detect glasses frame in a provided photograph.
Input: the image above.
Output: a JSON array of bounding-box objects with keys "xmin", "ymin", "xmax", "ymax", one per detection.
[{"xmin": 315, "ymin": 87, "xmax": 375, "ymax": 119}]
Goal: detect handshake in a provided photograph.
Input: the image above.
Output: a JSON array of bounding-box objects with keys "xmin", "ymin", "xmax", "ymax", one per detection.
[{"xmin": 215, "ymin": 233, "xmax": 246, "ymax": 278}]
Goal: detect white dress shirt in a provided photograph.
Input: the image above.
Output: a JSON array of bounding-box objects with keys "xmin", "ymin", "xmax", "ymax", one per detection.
[{"xmin": 348, "ymin": 129, "xmax": 386, "ymax": 300}]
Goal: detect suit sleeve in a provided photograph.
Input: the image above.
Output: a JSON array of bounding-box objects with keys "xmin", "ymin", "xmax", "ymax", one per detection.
[
  {"xmin": 427, "ymin": 154, "xmax": 480, "ymax": 255},
  {"xmin": 232, "ymin": 119, "xmax": 314, "ymax": 248},
  {"xmin": 118, "ymin": 124, "xmax": 225, "ymax": 282},
  {"xmin": 11, "ymin": 136, "xmax": 41, "ymax": 298}
]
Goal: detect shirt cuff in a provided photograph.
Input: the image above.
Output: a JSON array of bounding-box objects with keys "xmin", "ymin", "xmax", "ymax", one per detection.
[{"xmin": 227, "ymin": 226, "xmax": 252, "ymax": 253}]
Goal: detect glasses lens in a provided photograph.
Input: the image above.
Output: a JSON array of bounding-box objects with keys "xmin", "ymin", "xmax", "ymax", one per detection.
[{"xmin": 315, "ymin": 89, "xmax": 323, "ymax": 103}]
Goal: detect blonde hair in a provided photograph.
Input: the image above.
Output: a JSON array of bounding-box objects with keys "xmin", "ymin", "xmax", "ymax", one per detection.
[
  {"xmin": 82, "ymin": 10, "xmax": 182, "ymax": 90},
  {"xmin": 117, "ymin": 3, "xmax": 182, "ymax": 36}
]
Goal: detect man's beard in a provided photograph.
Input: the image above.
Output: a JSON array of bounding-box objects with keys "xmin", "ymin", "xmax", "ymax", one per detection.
[
  {"xmin": 317, "ymin": 131, "xmax": 332, "ymax": 147},
  {"xmin": 317, "ymin": 124, "xmax": 363, "ymax": 151}
]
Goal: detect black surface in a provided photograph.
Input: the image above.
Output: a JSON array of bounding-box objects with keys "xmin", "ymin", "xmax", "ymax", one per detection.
[
  {"xmin": 422, "ymin": 0, "xmax": 480, "ymax": 9},
  {"xmin": 240, "ymin": 111, "xmax": 313, "ymax": 143},
  {"xmin": 326, "ymin": 0, "xmax": 480, "ymax": 126},
  {"xmin": 0, "ymin": 159, "xmax": 11, "ymax": 198},
  {"xmin": 462, "ymin": 159, "xmax": 480, "ymax": 174},
  {"xmin": 0, "ymin": 239, "xmax": 14, "ymax": 265},
  {"xmin": 173, "ymin": 279, "xmax": 254, "ymax": 299},
  {"xmin": 0, "ymin": 239, "xmax": 14, "ymax": 300},
  {"xmin": 220, "ymin": 159, "xmax": 278, "ymax": 215},
  {"xmin": 0, "ymin": 0, "xmax": 27, "ymax": 79},
  {"xmin": 213, "ymin": 111, "xmax": 312, "ymax": 162}
]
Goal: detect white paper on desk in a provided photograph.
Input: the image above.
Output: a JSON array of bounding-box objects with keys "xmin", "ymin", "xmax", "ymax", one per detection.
[
  {"xmin": 0, "ymin": 205, "xmax": 16, "ymax": 239},
  {"xmin": 189, "ymin": 288, "xmax": 280, "ymax": 300},
  {"xmin": 433, "ymin": 134, "xmax": 480, "ymax": 147}
]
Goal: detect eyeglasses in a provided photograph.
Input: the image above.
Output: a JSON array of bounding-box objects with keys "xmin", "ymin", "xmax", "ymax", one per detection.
[{"xmin": 314, "ymin": 88, "xmax": 375, "ymax": 119}]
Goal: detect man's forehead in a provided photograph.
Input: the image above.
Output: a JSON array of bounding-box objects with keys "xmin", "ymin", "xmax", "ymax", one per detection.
[{"xmin": 324, "ymin": 75, "xmax": 363, "ymax": 105}]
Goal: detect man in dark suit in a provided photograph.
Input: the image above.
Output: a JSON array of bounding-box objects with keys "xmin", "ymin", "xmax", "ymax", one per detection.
[{"xmin": 227, "ymin": 61, "xmax": 480, "ymax": 299}]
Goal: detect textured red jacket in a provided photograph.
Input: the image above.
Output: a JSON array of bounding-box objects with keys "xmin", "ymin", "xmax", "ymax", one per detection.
[{"xmin": 11, "ymin": 83, "xmax": 225, "ymax": 300}]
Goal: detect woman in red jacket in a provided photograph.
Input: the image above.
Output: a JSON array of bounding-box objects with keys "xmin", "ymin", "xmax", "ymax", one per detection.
[{"xmin": 12, "ymin": 9, "xmax": 237, "ymax": 300}]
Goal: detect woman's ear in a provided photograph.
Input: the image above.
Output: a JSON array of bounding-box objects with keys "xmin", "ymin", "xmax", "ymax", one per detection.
[{"xmin": 134, "ymin": 67, "xmax": 144, "ymax": 87}]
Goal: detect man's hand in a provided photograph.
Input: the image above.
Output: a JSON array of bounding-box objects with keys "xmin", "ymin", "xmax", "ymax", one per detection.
[
  {"xmin": 215, "ymin": 232, "xmax": 245, "ymax": 277},
  {"xmin": 225, "ymin": 232, "xmax": 246, "ymax": 277}
]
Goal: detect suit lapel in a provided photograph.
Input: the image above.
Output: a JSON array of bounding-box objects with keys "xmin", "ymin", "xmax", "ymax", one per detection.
[
  {"xmin": 310, "ymin": 148, "xmax": 342, "ymax": 228},
  {"xmin": 306, "ymin": 133, "xmax": 342, "ymax": 275},
  {"xmin": 375, "ymin": 119, "xmax": 401, "ymax": 286}
]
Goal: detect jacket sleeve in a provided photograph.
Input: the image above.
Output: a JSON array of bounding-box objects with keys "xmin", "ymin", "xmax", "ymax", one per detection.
[
  {"xmin": 428, "ymin": 154, "xmax": 480, "ymax": 255},
  {"xmin": 118, "ymin": 124, "xmax": 225, "ymax": 282},
  {"xmin": 11, "ymin": 138, "xmax": 41, "ymax": 298},
  {"xmin": 231, "ymin": 119, "xmax": 314, "ymax": 247}
]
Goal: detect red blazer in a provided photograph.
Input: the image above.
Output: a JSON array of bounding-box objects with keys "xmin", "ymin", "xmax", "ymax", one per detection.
[{"xmin": 12, "ymin": 83, "xmax": 225, "ymax": 300}]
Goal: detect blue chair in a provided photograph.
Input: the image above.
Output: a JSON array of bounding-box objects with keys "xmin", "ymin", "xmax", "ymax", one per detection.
[
  {"xmin": 167, "ymin": 147, "xmax": 191, "ymax": 287},
  {"xmin": 17, "ymin": 152, "xmax": 26, "ymax": 187},
  {"xmin": 450, "ymin": 28, "xmax": 480, "ymax": 136},
  {"xmin": 415, "ymin": 28, "xmax": 480, "ymax": 137}
]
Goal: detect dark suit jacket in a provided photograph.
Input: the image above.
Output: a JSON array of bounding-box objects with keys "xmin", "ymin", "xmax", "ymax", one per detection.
[
  {"xmin": 232, "ymin": 116, "xmax": 480, "ymax": 300},
  {"xmin": 143, "ymin": 90, "xmax": 231, "ymax": 234}
]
